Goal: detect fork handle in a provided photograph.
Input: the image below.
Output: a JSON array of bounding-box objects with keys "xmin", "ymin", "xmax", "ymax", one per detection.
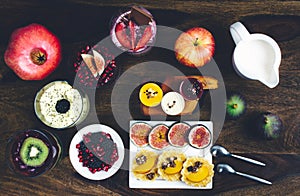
[
  {"xmin": 231, "ymin": 154, "xmax": 266, "ymax": 166},
  {"xmin": 235, "ymin": 171, "xmax": 272, "ymax": 185}
]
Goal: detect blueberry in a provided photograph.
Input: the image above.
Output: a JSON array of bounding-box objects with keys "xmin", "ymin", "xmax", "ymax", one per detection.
[
  {"xmin": 55, "ymin": 99, "xmax": 70, "ymax": 113},
  {"xmin": 194, "ymin": 161, "xmax": 202, "ymax": 168},
  {"xmin": 146, "ymin": 173, "xmax": 155, "ymax": 180},
  {"xmin": 187, "ymin": 166, "xmax": 193, "ymax": 172}
]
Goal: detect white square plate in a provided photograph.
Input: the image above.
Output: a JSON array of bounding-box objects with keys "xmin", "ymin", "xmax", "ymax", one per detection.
[{"xmin": 129, "ymin": 120, "xmax": 213, "ymax": 189}]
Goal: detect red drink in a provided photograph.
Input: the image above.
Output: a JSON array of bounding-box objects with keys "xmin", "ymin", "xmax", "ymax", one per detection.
[{"xmin": 110, "ymin": 6, "xmax": 157, "ymax": 55}]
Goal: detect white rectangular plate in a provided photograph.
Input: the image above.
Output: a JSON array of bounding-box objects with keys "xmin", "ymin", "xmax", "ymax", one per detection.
[{"xmin": 129, "ymin": 120, "xmax": 213, "ymax": 189}]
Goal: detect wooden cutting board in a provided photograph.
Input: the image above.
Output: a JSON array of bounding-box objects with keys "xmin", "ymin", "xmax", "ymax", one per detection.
[{"xmin": 141, "ymin": 75, "xmax": 218, "ymax": 116}]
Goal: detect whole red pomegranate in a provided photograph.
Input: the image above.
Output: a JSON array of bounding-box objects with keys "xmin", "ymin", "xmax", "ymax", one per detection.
[{"xmin": 4, "ymin": 23, "xmax": 61, "ymax": 80}]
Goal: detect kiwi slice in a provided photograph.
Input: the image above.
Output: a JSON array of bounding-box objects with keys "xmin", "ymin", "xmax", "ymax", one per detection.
[
  {"xmin": 226, "ymin": 93, "xmax": 246, "ymax": 119},
  {"xmin": 20, "ymin": 137, "xmax": 49, "ymax": 167}
]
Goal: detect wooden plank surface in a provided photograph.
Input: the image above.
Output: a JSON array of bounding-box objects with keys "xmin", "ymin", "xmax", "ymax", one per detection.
[{"xmin": 0, "ymin": 0, "xmax": 299, "ymax": 195}]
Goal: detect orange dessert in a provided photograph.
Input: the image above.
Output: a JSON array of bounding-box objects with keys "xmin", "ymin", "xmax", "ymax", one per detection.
[
  {"xmin": 181, "ymin": 157, "xmax": 214, "ymax": 187},
  {"xmin": 139, "ymin": 83, "xmax": 163, "ymax": 107}
]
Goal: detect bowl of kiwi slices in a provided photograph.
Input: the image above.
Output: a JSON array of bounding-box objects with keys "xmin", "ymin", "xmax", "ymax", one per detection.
[{"xmin": 6, "ymin": 129, "xmax": 62, "ymax": 177}]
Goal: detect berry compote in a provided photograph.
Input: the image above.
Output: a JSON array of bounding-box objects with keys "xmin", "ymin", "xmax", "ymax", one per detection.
[{"xmin": 179, "ymin": 78, "xmax": 204, "ymax": 101}]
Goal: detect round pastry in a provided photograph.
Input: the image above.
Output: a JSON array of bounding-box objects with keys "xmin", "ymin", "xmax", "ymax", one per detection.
[
  {"xmin": 181, "ymin": 157, "xmax": 214, "ymax": 187},
  {"xmin": 34, "ymin": 81, "xmax": 87, "ymax": 129},
  {"xmin": 157, "ymin": 151, "xmax": 186, "ymax": 181},
  {"xmin": 132, "ymin": 150, "xmax": 159, "ymax": 181},
  {"xmin": 161, "ymin": 92, "xmax": 185, "ymax": 116},
  {"xmin": 139, "ymin": 83, "xmax": 163, "ymax": 107}
]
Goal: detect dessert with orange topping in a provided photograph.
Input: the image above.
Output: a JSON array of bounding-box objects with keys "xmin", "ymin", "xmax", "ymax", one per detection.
[
  {"xmin": 157, "ymin": 151, "xmax": 186, "ymax": 181},
  {"xmin": 139, "ymin": 83, "xmax": 163, "ymax": 107},
  {"xmin": 181, "ymin": 157, "xmax": 214, "ymax": 187},
  {"xmin": 132, "ymin": 150, "xmax": 159, "ymax": 181}
]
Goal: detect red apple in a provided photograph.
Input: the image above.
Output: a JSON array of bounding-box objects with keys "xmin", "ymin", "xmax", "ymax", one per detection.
[
  {"xmin": 4, "ymin": 23, "xmax": 61, "ymax": 80},
  {"xmin": 174, "ymin": 27, "xmax": 215, "ymax": 68}
]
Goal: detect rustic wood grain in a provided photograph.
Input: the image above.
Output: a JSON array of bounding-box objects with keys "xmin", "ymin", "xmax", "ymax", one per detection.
[{"xmin": 0, "ymin": 0, "xmax": 299, "ymax": 195}]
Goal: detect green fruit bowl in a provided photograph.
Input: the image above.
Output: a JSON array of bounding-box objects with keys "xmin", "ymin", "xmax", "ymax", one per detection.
[{"xmin": 5, "ymin": 129, "xmax": 62, "ymax": 177}]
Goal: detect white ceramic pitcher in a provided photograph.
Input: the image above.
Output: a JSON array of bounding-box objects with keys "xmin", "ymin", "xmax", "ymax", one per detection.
[{"xmin": 230, "ymin": 22, "xmax": 281, "ymax": 88}]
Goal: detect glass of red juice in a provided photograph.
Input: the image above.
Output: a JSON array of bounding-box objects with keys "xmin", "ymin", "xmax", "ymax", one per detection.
[{"xmin": 110, "ymin": 6, "xmax": 157, "ymax": 55}]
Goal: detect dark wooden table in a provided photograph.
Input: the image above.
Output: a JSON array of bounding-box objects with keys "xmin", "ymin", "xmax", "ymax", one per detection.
[{"xmin": 0, "ymin": 0, "xmax": 299, "ymax": 195}]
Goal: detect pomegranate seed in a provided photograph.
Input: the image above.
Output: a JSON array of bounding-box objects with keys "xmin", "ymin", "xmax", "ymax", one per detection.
[
  {"xmin": 84, "ymin": 137, "xmax": 91, "ymax": 143},
  {"xmin": 103, "ymin": 166, "xmax": 109, "ymax": 172}
]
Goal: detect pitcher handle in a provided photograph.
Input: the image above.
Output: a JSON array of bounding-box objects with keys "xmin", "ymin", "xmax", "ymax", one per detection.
[{"xmin": 230, "ymin": 22, "xmax": 250, "ymax": 45}]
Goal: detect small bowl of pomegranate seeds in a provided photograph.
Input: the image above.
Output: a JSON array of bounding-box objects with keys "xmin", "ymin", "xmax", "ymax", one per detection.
[
  {"xmin": 69, "ymin": 124, "xmax": 124, "ymax": 180},
  {"xmin": 73, "ymin": 45, "xmax": 119, "ymax": 89}
]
